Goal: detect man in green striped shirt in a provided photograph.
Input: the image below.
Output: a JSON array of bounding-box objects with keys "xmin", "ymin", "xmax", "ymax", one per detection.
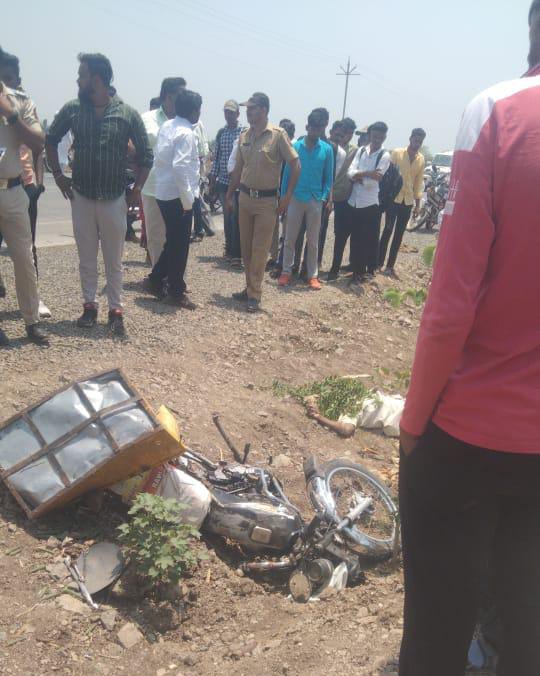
[{"xmin": 45, "ymin": 53, "xmax": 153, "ymax": 336}]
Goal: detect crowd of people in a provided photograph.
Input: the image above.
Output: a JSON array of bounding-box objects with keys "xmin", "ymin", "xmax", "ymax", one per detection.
[
  {"xmin": 0, "ymin": 48, "xmax": 427, "ymax": 342},
  {"xmin": 3, "ymin": 3, "xmax": 540, "ymax": 675}
]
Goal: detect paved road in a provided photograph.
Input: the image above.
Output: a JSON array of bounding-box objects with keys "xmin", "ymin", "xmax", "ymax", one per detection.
[
  {"xmin": 34, "ymin": 174, "xmax": 223, "ymax": 248},
  {"xmin": 35, "ymin": 173, "xmax": 75, "ymax": 247}
]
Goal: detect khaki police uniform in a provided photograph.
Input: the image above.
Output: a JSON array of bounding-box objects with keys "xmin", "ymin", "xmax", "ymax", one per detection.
[
  {"xmin": 0, "ymin": 86, "xmax": 41, "ymax": 326},
  {"xmin": 236, "ymin": 123, "xmax": 297, "ymax": 301}
]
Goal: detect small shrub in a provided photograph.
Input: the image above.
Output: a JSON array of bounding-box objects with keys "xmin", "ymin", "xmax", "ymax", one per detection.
[
  {"xmin": 117, "ymin": 493, "xmax": 205, "ymax": 593},
  {"xmin": 273, "ymin": 375, "xmax": 371, "ymax": 421},
  {"xmin": 422, "ymin": 245, "xmax": 436, "ymax": 267},
  {"xmin": 383, "ymin": 288, "xmax": 404, "ymax": 308}
]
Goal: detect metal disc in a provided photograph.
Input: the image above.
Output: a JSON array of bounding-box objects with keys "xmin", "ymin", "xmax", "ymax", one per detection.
[{"xmin": 76, "ymin": 542, "xmax": 125, "ymax": 595}]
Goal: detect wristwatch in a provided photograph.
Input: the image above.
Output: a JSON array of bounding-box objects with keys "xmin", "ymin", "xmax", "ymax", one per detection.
[{"xmin": 7, "ymin": 111, "xmax": 19, "ymax": 125}]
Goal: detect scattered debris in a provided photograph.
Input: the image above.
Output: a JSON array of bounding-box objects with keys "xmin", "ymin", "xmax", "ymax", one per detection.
[
  {"xmin": 100, "ymin": 609, "xmax": 118, "ymax": 631},
  {"xmin": 57, "ymin": 593, "xmax": 90, "ymax": 615},
  {"xmin": 117, "ymin": 622, "xmax": 144, "ymax": 649}
]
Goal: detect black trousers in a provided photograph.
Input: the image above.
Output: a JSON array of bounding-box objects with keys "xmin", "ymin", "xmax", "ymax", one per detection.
[
  {"xmin": 329, "ymin": 200, "xmax": 351, "ymax": 274},
  {"xmin": 379, "ymin": 201, "xmax": 412, "ymax": 269},
  {"xmin": 347, "ymin": 203, "xmax": 381, "ymax": 275},
  {"xmin": 399, "ymin": 422, "xmax": 540, "ymax": 676},
  {"xmin": 150, "ymin": 198, "xmax": 193, "ymax": 297}
]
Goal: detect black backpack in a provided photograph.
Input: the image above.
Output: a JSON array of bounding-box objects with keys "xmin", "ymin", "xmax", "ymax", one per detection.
[{"xmin": 359, "ymin": 147, "xmax": 403, "ymax": 211}]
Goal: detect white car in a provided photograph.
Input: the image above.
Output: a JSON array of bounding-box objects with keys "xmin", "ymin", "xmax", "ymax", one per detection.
[{"xmin": 430, "ymin": 151, "xmax": 454, "ymax": 175}]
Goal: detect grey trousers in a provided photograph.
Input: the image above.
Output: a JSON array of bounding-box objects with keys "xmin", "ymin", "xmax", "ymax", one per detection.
[
  {"xmin": 282, "ymin": 197, "xmax": 322, "ymax": 279},
  {"xmin": 71, "ymin": 190, "xmax": 127, "ymax": 310}
]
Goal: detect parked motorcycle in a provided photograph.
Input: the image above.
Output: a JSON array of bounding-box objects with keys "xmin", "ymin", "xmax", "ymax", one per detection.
[
  {"xmin": 409, "ymin": 164, "xmax": 449, "ymax": 232},
  {"xmin": 176, "ymin": 438, "xmax": 399, "ymax": 602}
]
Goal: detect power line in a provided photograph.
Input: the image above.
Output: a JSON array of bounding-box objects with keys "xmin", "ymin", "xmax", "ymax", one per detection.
[{"xmin": 337, "ymin": 57, "xmax": 361, "ymax": 118}]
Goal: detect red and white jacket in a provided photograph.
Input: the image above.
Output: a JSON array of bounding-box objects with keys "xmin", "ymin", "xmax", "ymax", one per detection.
[{"xmin": 401, "ymin": 63, "xmax": 540, "ymax": 453}]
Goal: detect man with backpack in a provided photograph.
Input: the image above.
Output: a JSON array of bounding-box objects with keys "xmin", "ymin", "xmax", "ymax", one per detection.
[
  {"xmin": 379, "ymin": 128, "xmax": 426, "ymax": 276},
  {"xmin": 345, "ymin": 121, "xmax": 394, "ymax": 283}
]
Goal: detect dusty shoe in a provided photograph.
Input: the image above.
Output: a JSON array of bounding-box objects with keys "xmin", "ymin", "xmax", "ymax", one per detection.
[
  {"xmin": 278, "ymin": 273, "xmax": 291, "ymax": 287},
  {"xmin": 163, "ymin": 294, "xmax": 197, "ymax": 310},
  {"xmin": 247, "ymin": 298, "xmax": 260, "ymax": 313},
  {"xmin": 77, "ymin": 303, "xmax": 98, "ymax": 328},
  {"xmin": 307, "ymin": 278, "xmax": 322, "ymax": 290},
  {"xmin": 38, "ymin": 300, "xmax": 52, "ymax": 318},
  {"xmin": 142, "ymin": 276, "xmax": 165, "ymax": 299},
  {"xmin": 326, "ymin": 270, "xmax": 339, "ymax": 281},
  {"xmin": 107, "ymin": 310, "xmax": 125, "ymax": 337},
  {"xmin": 0, "ymin": 327, "xmax": 9, "ymax": 347},
  {"xmin": 232, "ymin": 289, "xmax": 249, "ymax": 301},
  {"xmin": 26, "ymin": 322, "xmax": 49, "ymax": 345}
]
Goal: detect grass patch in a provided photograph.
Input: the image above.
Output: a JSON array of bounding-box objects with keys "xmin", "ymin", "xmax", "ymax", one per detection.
[
  {"xmin": 383, "ymin": 287, "xmax": 427, "ymax": 308},
  {"xmin": 272, "ymin": 375, "xmax": 371, "ymax": 421}
]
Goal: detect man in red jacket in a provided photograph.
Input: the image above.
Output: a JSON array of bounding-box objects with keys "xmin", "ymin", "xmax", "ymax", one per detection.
[{"xmin": 398, "ymin": 3, "xmax": 540, "ymax": 674}]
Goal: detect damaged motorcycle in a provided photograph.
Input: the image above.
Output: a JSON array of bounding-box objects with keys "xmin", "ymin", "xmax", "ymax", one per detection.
[{"xmin": 174, "ymin": 432, "xmax": 399, "ymax": 602}]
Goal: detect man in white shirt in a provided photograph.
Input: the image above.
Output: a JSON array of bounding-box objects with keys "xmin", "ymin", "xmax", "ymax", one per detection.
[
  {"xmin": 141, "ymin": 77, "xmax": 186, "ymax": 266},
  {"xmin": 142, "ymin": 89, "xmax": 202, "ymax": 310},
  {"xmin": 346, "ymin": 121, "xmax": 391, "ymax": 283}
]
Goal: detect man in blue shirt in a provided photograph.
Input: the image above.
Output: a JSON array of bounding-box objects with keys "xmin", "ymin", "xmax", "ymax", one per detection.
[{"xmin": 279, "ymin": 111, "xmax": 333, "ymax": 290}]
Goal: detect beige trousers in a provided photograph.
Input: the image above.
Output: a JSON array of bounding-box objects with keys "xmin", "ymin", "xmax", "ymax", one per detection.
[
  {"xmin": 238, "ymin": 193, "xmax": 278, "ymax": 301},
  {"xmin": 142, "ymin": 194, "xmax": 166, "ymax": 267},
  {"xmin": 0, "ymin": 185, "xmax": 39, "ymax": 325},
  {"xmin": 71, "ymin": 190, "xmax": 127, "ymax": 311}
]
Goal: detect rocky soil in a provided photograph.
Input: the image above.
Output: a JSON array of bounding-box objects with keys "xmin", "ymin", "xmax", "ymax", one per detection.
[{"xmin": 0, "ymin": 219, "xmax": 439, "ymax": 675}]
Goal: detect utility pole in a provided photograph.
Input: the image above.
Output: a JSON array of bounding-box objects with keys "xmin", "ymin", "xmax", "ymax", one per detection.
[{"xmin": 337, "ymin": 57, "xmax": 360, "ymax": 118}]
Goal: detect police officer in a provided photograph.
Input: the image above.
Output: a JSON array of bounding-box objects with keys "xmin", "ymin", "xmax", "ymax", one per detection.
[
  {"xmin": 0, "ymin": 47, "xmax": 48, "ymax": 346},
  {"xmin": 226, "ymin": 92, "xmax": 300, "ymax": 313}
]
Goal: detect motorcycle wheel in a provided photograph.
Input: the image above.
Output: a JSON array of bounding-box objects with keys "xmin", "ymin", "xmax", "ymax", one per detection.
[
  {"xmin": 321, "ymin": 459, "xmax": 399, "ymax": 561},
  {"xmin": 407, "ymin": 209, "xmax": 428, "ymax": 232}
]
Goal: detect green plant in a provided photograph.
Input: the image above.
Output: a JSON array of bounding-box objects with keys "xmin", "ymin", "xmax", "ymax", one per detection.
[
  {"xmin": 383, "ymin": 287, "xmax": 427, "ymax": 308},
  {"xmin": 273, "ymin": 375, "xmax": 371, "ymax": 421},
  {"xmin": 404, "ymin": 288, "xmax": 427, "ymax": 306},
  {"xmin": 383, "ymin": 288, "xmax": 404, "ymax": 308},
  {"xmin": 422, "ymin": 245, "xmax": 436, "ymax": 267},
  {"xmin": 117, "ymin": 493, "xmax": 205, "ymax": 592}
]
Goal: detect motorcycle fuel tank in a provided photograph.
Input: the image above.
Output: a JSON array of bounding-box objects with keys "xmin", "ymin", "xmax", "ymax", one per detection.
[{"xmin": 203, "ymin": 489, "xmax": 303, "ymax": 552}]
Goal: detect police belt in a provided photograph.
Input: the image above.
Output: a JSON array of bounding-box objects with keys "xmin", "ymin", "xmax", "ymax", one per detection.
[
  {"xmin": 0, "ymin": 176, "xmax": 22, "ymax": 190},
  {"xmin": 239, "ymin": 184, "xmax": 278, "ymax": 199}
]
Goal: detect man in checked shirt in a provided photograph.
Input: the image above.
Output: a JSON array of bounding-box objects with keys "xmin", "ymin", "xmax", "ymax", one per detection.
[
  {"xmin": 208, "ymin": 99, "xmax": 243, "ymax": 264},
  {"xmin": 46, "ymin": 53, "xmax": 153, "ymax": 337}
]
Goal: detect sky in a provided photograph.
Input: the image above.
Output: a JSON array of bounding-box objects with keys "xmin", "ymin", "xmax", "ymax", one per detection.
[{"xmin": 3, "ymin": 0, "xmax": 534, "ymax": 152}]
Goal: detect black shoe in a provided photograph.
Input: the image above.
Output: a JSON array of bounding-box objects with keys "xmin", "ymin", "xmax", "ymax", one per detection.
[
  {"xmin": 142, "ymin": 276, "xmax": 165, "ymax": 299},
  {"xmin": 269, "ymin": 266, "xmax": 282, "ymax": 279},
  {"xmin": 232, "ymin": 289, "xmax": 249, "ymax": 301},
  {"xmin": 326, "ymin": 271, "xmax": 339, "ymax": 281},
  {"xmin": 247, "ymin": 298, "xmax": 260, "ymax": 313},
  {"xmin": 108, "ymin": 310, "xmax": 125, "ymax": 336},
  {"xmin": 265, "ymin": 259, "xmax": 276, "ymax": 272},
  {"xmin": 163, "ymin": 294, "xmax": 197, "ymax": 310},
  {"xmin": 0, "ymin": 282, "xmax": 6, "ymax": 299},
  {"xmin": 26, "ymin": 322, "xmax": 49, "ymax": 345},
  {"xmin": 349, "ymin": 273, "xmax": 364, "ymax": 286},
  {"xmin": 77, "ymin": 303, "xmax": 98, "ymax": 328},
  {"xmin": 341, "ymin": 264, "xmax": 353, "ymax": 273},
  {"xmin": 0, "ymin": 327, "xmax": 9, "ymax": 346}
]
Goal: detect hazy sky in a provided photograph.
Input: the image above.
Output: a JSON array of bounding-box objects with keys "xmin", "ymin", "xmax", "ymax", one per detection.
[{"xmin": 4, "ymin": 0, "xmax": 534, "ymax": 152}]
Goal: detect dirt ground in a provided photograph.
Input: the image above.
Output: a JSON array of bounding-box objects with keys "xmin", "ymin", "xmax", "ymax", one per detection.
[{"xmin": 0, "ymin": 220, "xmax": 437, "ymax": 676}]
